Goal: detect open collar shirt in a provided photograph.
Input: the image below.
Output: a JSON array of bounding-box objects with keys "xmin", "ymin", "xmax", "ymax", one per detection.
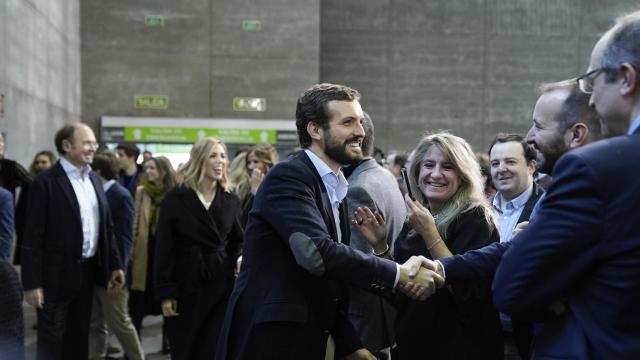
[{"xmin": 60, "ymin": 157, "xmax": 100, "ymax": 258}]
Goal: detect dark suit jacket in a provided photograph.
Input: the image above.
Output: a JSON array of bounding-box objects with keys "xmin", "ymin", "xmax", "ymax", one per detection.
[
  {"xmin": 21, "ymin": 161, "xmax": 122, "ymax": 302},
  {"xmin": 105, "ymin": 183, "xmax": 135, "ymax": 273},
  {"xmin": 0, "ymin": 188, "xmax": 14, "ymax": 261},
  {"xmin": 216, "ymin": 151, "xmax": 398, "ymax": 360},
  {"xmin": 441, "ymin": 182, "xmax": 544, "ymax": 283},
  {"xmin": 493, "ymin": 132, "xmax": 640, "ymax": 359}
]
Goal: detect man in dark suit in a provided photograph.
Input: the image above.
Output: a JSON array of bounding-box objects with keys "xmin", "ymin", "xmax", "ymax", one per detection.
[
  {"xmin": 492, "ymin": 11, "xmax": 640, "ymax": 359},
  {"xmin": 344, "ymin": 114, "xmax": 406, "ymax": 358},
  {"xmin": 22, "ymin": 123, "xmax": 125, "ymax": 360},
  {"xmin": 89, "ymin": 151, "xmax": 144, "ymax": 360},
  {"xmin": 437, "ymin": 80, "xmax": 602, "ymax": 284},
  {"xmin": 0, "ymin": 187, "xmax": 14, "ymax": 261},
  {"xmin": 217, "ymin": 83, "xmax": 443, "ymax": 360}
]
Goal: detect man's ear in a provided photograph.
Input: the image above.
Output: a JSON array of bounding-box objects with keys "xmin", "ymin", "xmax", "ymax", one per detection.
[
  {"xmin": 307, "ymin": 121, "xmax": 323, "ymax": 141},
  {"xmin": 620, "ymin": 62, "xmax": 638, "ymax": 96},
  {"xmin": 62, "ymin": 139, "xmax": 72, "ymax": 153},
  {"xmin": 567, "ymin": 123, "xmax": 590, "ymax": 149},
  {"xmin": 528, "ymin": 160, "xmax": 537, "ymax": 176}
]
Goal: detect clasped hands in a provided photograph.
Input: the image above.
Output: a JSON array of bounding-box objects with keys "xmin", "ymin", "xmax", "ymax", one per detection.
[{"xmin": 352, "ymin": 206, "xmax": 444, "ymax": 301}]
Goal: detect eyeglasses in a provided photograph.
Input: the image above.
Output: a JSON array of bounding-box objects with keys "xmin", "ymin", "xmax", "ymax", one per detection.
[{"xmin": 576, "ymin": 67, "xmax": 608, "ymax": 94}]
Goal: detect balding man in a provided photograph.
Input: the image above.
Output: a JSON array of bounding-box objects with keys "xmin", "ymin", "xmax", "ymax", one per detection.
[{"xmin": 22, "ymin": 123, "xmax": 124, "ymax": 360}]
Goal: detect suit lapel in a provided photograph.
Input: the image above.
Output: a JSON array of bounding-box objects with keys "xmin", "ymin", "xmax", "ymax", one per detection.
[{"xmin": 54, "ymin": 162, "xmax": 81, "ymax": 224}]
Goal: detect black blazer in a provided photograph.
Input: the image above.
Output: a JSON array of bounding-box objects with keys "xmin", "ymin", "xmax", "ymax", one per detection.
[
  {"xmin": 154, "ymin": 185, "xmax": 243, "ymax": 303},
  {"xmin": 216, "ymin": 151, "xmax": 398, "ymax": 360},
  {"xmin": 21, "ymin": 161, "xmax": 121, "ymax": 302}
]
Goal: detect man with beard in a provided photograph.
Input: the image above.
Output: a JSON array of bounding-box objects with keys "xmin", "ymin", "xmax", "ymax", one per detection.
[
  {"xmin": 432, "ymin": 80, "xmax": 601, "ymax": 293},
  {"xmin": 493, "ymin": 10, "xmax": 640, "ymax": 358},
  {"xmin": 216, "ymin": 83, "xmax": 443, "ymax": 360}
]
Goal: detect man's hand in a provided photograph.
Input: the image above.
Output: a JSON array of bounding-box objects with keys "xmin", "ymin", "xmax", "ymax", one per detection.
[
  {"xmin": 512, "ymin": 221, "xmax": 529, "ymax": 238},
  {"xmin": 345, "ymin": 348, "xmax": 377, "ymax": 360},
  {"xmin": 161, "ymin": 299, "xmax": 179, "ymax": 317},
  {"xmin": 25, "ymin": 288, "xmax": 44, "ymax": 309},
  {"xmin": 108, "ymin": 270, "xmax": 125, "ymax": 294},
  {"xmin": 398, "ymin": 256, "xmax": 444, "ymax": 300}
]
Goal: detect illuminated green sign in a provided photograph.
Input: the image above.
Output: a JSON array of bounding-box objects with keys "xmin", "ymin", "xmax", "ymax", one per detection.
[
  {"xmin": 242, "ymin": 20, "xmax": 261, "ymax": 31},
  {"xmin": 233, "ymin": 97, "xmax": 266, "ymax": 112},
  {"xmin": 123, "ymin": 126, "xmax": 276, "ymax": 144},
  {"xmin": 145, "ymin": 15, "xmax": 165, "ymax": 27},
  {"xmin": 134, "ymin": 95, "xmax": 169, "ymax": 109}
]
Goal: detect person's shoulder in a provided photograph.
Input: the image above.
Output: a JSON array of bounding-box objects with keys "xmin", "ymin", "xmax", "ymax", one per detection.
[{"xmin": 0, "ymin": 187, "xmax": 11, "ymax": 200}]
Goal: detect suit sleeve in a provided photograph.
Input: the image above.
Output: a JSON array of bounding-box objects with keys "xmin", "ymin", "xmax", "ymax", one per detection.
[
  {"xmin": 259, "ymin": 164, "xmax": 397, "ymax": 296},
  {"xmin": 21, "ymin": 177, "xmax": 47, "ymax": 291},
  {"xmin": 445, "ymin": 209, "xmax": 499, "ymax": 304},
  {"xmin": 493, "ymin": 153, "xmax": 603, "ymax": 321},
  {"xmin": 111, "ymin": 190, "xmax": 135, "ymax": 269},
  {"xmin": 0, "ymin": 190, "xmax": 14, "ymax": 261},
  {"xmin": 440, "ymin": 240, "xmax": 511, "ymax": 284},
  {"xmin": 226, "ymin": 196, "xmax": 244, "ymax": 262}
]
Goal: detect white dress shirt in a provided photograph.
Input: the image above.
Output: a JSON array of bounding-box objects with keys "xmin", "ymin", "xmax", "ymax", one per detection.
[
  {"xmin": 60, "ymin": 157, "xmax": 100, "ymax": 258},
  {"xmin": 493, "ymin": 184, "xmax": 533, "ymax": 243}
]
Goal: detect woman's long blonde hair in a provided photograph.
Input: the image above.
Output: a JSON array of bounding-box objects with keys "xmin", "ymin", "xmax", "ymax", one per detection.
[
  {"xmin": 408, "ymin": 132, "xmax": 496, "ymax": 238},
  {"xmin": 178, "ymin": 137, "xmax": 229, "ymax": 192}
]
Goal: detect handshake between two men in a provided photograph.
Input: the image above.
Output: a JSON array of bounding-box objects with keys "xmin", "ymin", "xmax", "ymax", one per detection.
[{"xmin": 352, "ymin": 205, "xmax": 445, "ymax": 301}]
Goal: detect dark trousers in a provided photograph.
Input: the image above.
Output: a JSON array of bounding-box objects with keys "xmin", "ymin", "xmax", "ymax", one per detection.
[{"xmin": 36, "ymin": 259, "xmax": 96, "ymax": 360}]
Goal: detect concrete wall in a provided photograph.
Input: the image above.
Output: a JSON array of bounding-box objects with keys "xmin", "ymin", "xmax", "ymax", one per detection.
[
  {"xmin": 81, "ymin": 0, "xmax": 320, "ymax": 129},
  {"xmin": 0, "ymin": 0, "xmax": 81, "ymax": 165},
  {"xmin": 320, "ymin": 0, "xmax": 638, "ymax": 154}
]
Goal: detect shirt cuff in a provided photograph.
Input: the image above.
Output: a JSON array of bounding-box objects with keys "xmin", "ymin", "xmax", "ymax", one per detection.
[
  {"xmin": 435, "ymin": 260, "xmax": 446, "ymax": 282},
  {"xmin": 394, "ymin": 263, "xmax": 400, "ymax": 287}
]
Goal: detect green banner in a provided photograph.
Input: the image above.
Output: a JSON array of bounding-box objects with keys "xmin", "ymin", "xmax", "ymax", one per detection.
[{"xmin": 123, "ymin": 126, "xmax": 277, "ymax": 144}]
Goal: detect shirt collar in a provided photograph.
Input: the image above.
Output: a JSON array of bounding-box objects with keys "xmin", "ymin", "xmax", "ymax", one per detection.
[
  {"xmin": 628, "ymin": 115, "xmax": 640, "ymax": 135},
  {"xmin": 60, "ymin": 156, "xmax": 91, "ymax": 179},
  {"xmin": 103, "ymin": 179, "xmax": 116, "ymax": 192},
  {"xmin": 493, "ymin": 183, "xmax": 533, "ymax": 213},
  {"xmin": 304, "ymin": 149, "xmax": 349, "ymax": 203}
]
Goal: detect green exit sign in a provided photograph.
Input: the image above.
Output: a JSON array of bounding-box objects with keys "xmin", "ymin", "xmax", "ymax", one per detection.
[
  {"xmin": 145, "ymin": 15, "xmax": 165, "ymax": 27},
  {"xmin": 134, "ymin": 95, "xmax": 169, "ymax": 109},
  {"xmin": 242, "ymin": 20, "xmax": 261, "ymax": 31}
]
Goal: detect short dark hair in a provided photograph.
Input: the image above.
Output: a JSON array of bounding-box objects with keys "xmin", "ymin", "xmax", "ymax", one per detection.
[
  {"xmin": 116, "ymin": 142, "xmax": 140, "ymax": 159},
  {"xmin": 91, "ymin": 151, "xmax": 119, "ymax": 180},
  {"xmin": 539, "ymin": 80, "xmax": 603, "ymax": 140},
  {"xmin": 361, "ymin": 112, "xmax": 375, "ymax": 157},
  {"xmin": 393, "ymin": 154, "xmax": 408, "ymax": 168},
  {"xmin": 601, "ymin": 11, "xmax": 640, "ymax": 82},
  {"xmin": 295, "ymin": 83, "xmax": 360, "ymax": 148},
  {"xmin": 54, "ymin": 124, "xmax": 79, "ymax": 155},
  {"xmin": 488, "ymin": 133, "xmax": 537, "ymax": 164}
]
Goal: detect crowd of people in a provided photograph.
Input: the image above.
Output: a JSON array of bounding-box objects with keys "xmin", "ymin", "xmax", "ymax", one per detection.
[{"xmin": 0, "ymin": 8, "xmax": 639, "ymax": 360}]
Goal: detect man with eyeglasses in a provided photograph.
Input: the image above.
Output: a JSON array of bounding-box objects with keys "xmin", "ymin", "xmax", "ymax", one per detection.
[
  {"xmin": 22, "ymin": 123, "xmax": 125, "ymax": 360},
  {"xmin": 492, "ymin": 10, "xmax": 640, "ymax": 359}
]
